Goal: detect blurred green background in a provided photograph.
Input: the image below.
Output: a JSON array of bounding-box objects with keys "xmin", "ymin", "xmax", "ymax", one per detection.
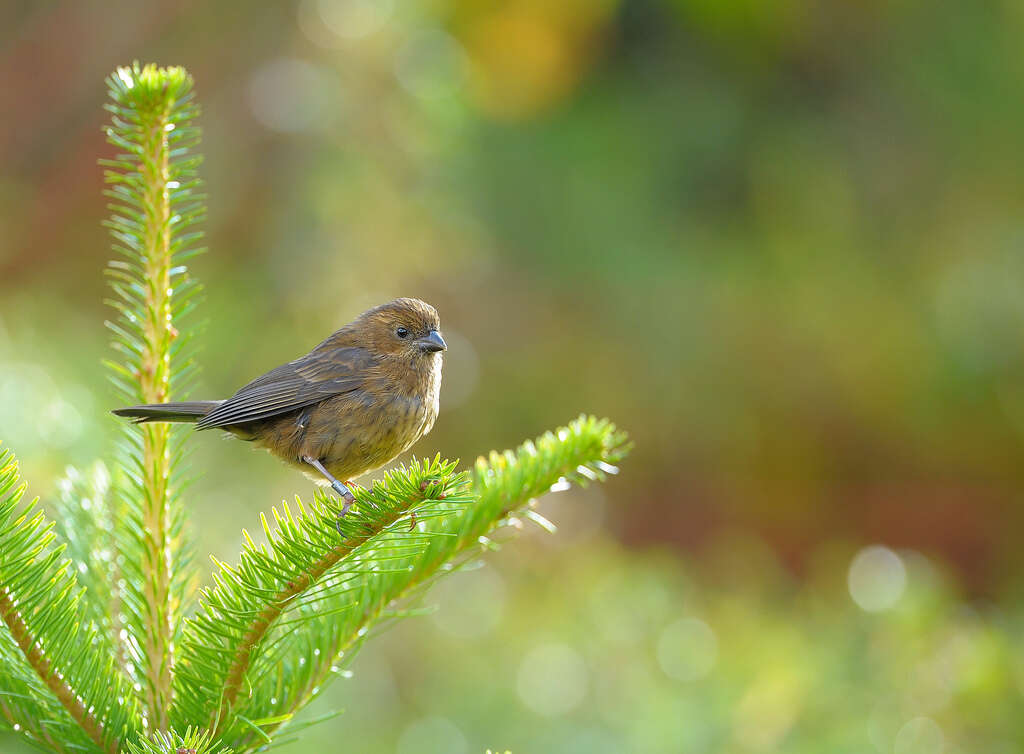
[{"xmin": 3, "ymin": 0, "xmax": 1024, "ymax": 751}]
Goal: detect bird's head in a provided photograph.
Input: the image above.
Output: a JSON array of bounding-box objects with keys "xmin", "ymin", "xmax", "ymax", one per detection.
[{"xmin": 355, "ymin": 297, "xmax": 446, "ymax": 362}]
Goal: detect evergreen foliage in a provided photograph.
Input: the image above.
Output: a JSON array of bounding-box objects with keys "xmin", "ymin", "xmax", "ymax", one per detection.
[
  {"xmin": 0, "ymin": 447, "xmax": 140, "ymax": 753},
  {"xmin": 0, "ymin": 63, "xmax": 629, "ymax": 753},
  {"xmin": 101, "ymin": 62, "xmax": 206, "ymax": 733}
]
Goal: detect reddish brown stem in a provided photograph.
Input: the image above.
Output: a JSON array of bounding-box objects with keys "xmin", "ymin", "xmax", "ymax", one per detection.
[
  {"xmin": 210, "ymin": 493, "xmax": 426, "ymax": 737},
  {"xmin": 0, "ymin": 591, "xmax": 117, "ymax": 754}
]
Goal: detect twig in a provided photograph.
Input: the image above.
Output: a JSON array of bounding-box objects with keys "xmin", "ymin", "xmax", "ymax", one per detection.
[{"xmin": 0, "ymin": 591, "xmax": 116, "ymax": 754}]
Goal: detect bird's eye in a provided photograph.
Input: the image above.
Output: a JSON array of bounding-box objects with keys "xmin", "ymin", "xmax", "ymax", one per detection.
[{"xmin": 396, "ymin": 327, "xmax": 409, "ymax": 339}]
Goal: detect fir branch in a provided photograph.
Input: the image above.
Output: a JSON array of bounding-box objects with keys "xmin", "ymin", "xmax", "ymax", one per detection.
[
  {"xmin": 0, "ymin": 446, "xmax": 140, "ymax": 752},
  {"xmin": 0, "ymin": 593, "xmax": 112, "ymax": 752},
  {"xmin": 102, "ymin": 62, "xmax": 206, "ymax": 732},
  {"xmin": 172, "ymin": 458, "xmax": 471, "ymax": 741},
  {"xmin": 0, "ymin": 630, "xmax": 80, "ymax": 754},
  {"xmin": 225, "ymin": 415, "xmax": 628, "ymax": 751},
  {"xmin": 125, "ymin": 726, "xmax": 232, "ymax": 754},
  {"xmin": 52, "ymin": 463, "xmax": 128, "ymax": 673}
]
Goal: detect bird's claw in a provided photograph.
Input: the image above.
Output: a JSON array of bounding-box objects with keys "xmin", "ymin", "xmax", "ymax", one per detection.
[{"xmin": 332, "ymin": 480, "xmax": 356, "ymax": 536}]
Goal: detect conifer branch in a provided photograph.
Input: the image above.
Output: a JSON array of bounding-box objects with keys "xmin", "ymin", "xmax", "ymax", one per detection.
[
  {"xmin": 0, "ymin": 446, "xmax": 141, "ymax": 752},
  {"xmin": 133, "ymin": 79, "xmax": 177, "ymax": 733},
  {"xmin": 102, "ymin": 62, "xmax": 206, "ymax": 733},
  {"xmin": 0, "ymin": 592, "xmax": 114, "ymax": 753},
  {"xmin": 52, "ymin": 463, "xmax": 129, "ymax": 678},
  {"xmin": 172, "ymin": 459, "xmax": 471, "ymax": 741},
  {"xmin": 0, "ymin": 691, "xmax": 71, "ymax": 754},
  {"xmin": 125, "ymin": 727, "xmax": 232, "ymax": 754},
  {"xmin": 224, "ymin": 416, "xmax": 628, "ymax": 750},
  {"xmin": 208, "ymin": 480, "xmax": 458, "ymax": 736}
]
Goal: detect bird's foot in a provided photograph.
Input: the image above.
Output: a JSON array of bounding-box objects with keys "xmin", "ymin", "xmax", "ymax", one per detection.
[
  {"xmin": 333, "ymin": 480, "xmax": 357, "ymax": 536},
  {"xmin": 331, "ymin": 479, "xmax": 356, "ymax": 510}
]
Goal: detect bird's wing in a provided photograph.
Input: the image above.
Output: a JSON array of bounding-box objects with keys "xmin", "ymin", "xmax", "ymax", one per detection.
[{"xmin": 195, "ymin": 346, "xmax": 374, "ymax": 429}]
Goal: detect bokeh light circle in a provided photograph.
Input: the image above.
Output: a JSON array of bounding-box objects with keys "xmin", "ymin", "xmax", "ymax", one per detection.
[
  {"xmin": 317, "ymin": 0, "xmax": 393, "ymax": 40},
  {"xmin": 516, "ymin": 643, "xmax": 589, "ymax": 717},
  {"xmin": 848, "ymin": 545, "xmax": 907, "ymax": 612}
]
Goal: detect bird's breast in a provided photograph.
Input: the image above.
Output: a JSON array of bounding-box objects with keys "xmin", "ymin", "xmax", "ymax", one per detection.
[
  {"xmin": 419, "ymin": 354, "xmax": 442, "ymax": 434},
  {"xmin": 314, "ymin": 359, "xmax": 441, "ymax": 480},
  {"xmin": 389, "ymin": 361, "xmax": 441, "ymax": 446}
]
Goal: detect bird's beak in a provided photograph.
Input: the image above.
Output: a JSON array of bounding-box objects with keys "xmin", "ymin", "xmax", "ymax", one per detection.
[{"xmin": 416, "ymin": 329, "xmax": 447, "ymax": 353}]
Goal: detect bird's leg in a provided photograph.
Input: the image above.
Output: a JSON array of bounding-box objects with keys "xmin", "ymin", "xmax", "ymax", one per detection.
[{"xmin": 302, "ymin": 456, "xmax": 356, "ymax": 528}]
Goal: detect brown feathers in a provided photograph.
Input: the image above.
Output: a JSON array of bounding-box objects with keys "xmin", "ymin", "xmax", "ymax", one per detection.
[{"xmin": 113, "ymin": 298, "xmax": 447, "ymax": 490}]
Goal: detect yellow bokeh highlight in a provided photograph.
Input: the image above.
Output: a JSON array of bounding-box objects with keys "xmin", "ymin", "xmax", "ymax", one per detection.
[{"xmin": 448, "ymin": 0, "xmax": 620, "ymax": 119}]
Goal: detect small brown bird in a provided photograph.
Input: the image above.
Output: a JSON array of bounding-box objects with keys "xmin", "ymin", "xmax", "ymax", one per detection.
[{"xmin": 113, "ymin": 297, "xmax": 446, "ymax": 517}]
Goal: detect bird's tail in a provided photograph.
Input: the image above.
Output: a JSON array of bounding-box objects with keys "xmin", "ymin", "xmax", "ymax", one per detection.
[{"xmin": 112, "ymin": 401, "xmax": 224, "ymax": 424}]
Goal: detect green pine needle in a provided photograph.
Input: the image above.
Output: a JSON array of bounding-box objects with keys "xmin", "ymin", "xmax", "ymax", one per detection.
[
  {"xmin": 51, "ymin": 463, "xmax": 128, "ymax": 666},
  {"xmin": 215, "ymin": 415, "xmax": 629, "ymax": 751},
  {"xmin": 101, "ymin": 61, "xmax": 206, "ymax": 733},
  {"xmin": 124, "ymin": 726, "xmax": 231, "ymax": 754},
  {"xmin": 173, "ymin": 457, "xmax": 473, "ymax": 740},
  {"xmin": 0, "ymin": 446, "xmax": 141, "ymax": 753}
]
